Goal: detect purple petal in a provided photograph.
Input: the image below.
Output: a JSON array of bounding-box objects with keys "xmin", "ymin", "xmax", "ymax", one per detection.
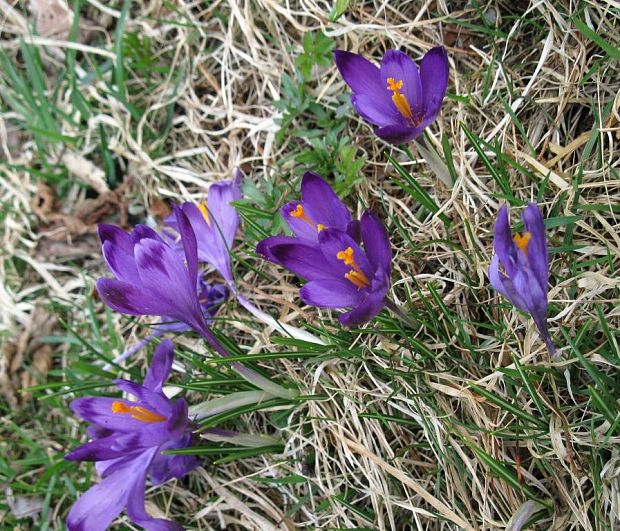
[
  {"xmin": 282, "ymin": 201, "xmax": 320, "ymax": 241},
  {"xmin": 269, "ymin": 242, "xmax": 338, "ymax": 280},
  {"xmin": 333, "ymin": 49, "xmax": 386, "ymax": 96},
  {"xmin": 299, "ymin": 279, "xmax": 365, "ymax": 308},
  {"xmin": 70, "ymin": 397, "xmax": 161, "ymax": 432},
  {"xmin": 131, "ymin": 225, "xmax": 163, "ymax": 244},
  {"xmin": 374, "ymin": 124, "xmax": 421, "ymax": 144},
  {"xmin": 493, "ymin": 205, "xmax": 518, "ymax": 278},
  {"xmin": 256, "ymin": 235, "xmax": 303, "ymax": 264},
  {"xmin": 173, "ymin": 205, "xmax": 198, "ymax": 286},
  {"xmin": 101, "ymin": 240, "xmax": 140, "ymax": 284},
  {"xmin": 488, "ymin": 255, "xmax": 528, "ymax": 312},
  {"xmin": 380, "ymin": 50, "xmax": 423, "ymax": 114},
  {"xmin": 67, "ymin": 460, "xmax": 134, "ymax": 531},
  {"xmin": 346, "ymin": 220, "xmax": 361, "ymax": 243},
  {"xmin": 98, "ymin": 224, "xmax": 133, "ymax": 254},
  {"xmin": 301, "ymin": 172, "xmax": 353, "ymax": 232},
  {"xmin": 66, "ymin": 447, "xmax": 167, "ymax": 531},
  {"xmin": 351, "ymin": 93, "xmax": 402, "ymax": 126},
  {"xmin": 150, "ymin": 432, "xmax": 199, "ymax": 486},
  {"xmin": 96, "ymin": 279, "xmax": 172, "ymax": 317},
  {"xmin": 512, "ymin": 266, "xmax": 548, "ymax": 324},
  {"xmin": 133, "ymin": 239, "xmax": 203, "ymax": 330},
  {"xmin": 419, "ymin": 46, "xmax": 449, "ymax": 120},
  {"xmin": 66, "ymin": 430, "xmax": 164, "ymax": 462},
  {"xmin": 181, "ymin": 202, "xmax": 234, "ymax": 284},
  {"xmin": 339, "ymin": 271, "xmax": 388, "ymax": 327},
  {"xmin": 521, "ymin": 203, "xmax": 548, "ymax": 292},
  {"xmin": 125, "ymin": 449, "xmax": 184, "ymax": 531},
  {"xmin": 318, "ymin": 228, "xmax": 373, "ymax": 280},
  {"xmin": 206, "ymin": 177, "xmax": 242, "ymax": 247},
  {"xmin": 143, "ymin": 339, "xmax": 174, "ymax": 393},
  {"xmin": 360, "ymin": 211, "xmax": 391, "ymax": 274}
]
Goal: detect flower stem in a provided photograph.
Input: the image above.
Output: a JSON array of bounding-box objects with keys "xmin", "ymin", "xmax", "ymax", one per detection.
[
  {"xmin": 195, "ymin": 321, "xmax": 295, "ymax": 400},
  {"xmin": 103, "ymin": 331, "xmax": 162, "ymax": 371},
  {"xmin": 384, "ymin": 298, "xmax": 418, "ymax": 329}
]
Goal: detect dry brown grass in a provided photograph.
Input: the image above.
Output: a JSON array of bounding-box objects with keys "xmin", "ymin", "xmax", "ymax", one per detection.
[{"xmin": 1, "ymin": 1, "xmax": 620, "ymax": 529}]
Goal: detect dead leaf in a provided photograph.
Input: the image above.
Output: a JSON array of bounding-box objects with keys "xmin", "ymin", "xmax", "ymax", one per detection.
[
  {"xmin": 1, "ymin": 308, "xmax": 57, "ymax": 407},
  {"xmin": 28, "ymin": 0, "xmax": 73, "ymax": 40},
  {"xmin": 150, "ymin": 197, "xmax": 171, "ymax": 220},
  {"xmin": 61, "ymin": 151, "xmax": 109, "ymax": 195}
]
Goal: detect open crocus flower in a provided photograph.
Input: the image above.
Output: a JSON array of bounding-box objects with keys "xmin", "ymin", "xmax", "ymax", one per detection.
[
  {"xmin": 259, "ymin": 211, "xmax": 392, "ymax": 326},
  {"xmin": 257, "ymin": 171, "xmax": 359, "ymax": 263},
  {"xmin": 488, "ymin": 203, "xmax": 557, "ymax": 357},
  {"xmin": 334, "ymin": 46, "xmax": 449, "ymax": 145},
  {"xmin": 66, "ymin": 340, "xmax": 198, "ymax": 531}
]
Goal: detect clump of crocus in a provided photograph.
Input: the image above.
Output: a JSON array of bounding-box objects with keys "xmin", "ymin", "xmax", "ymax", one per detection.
[
  {"xmin": 257, "ymin": 171, "xmax": 359, "ymax": 262},
  {"xmin": 65, "ymin": 340, "xmax": 198, "ymax": 531},
  {"xmin": 258, "ymin": 207, "xmax": 392, "ymax": 327},
  {"xmin": 489, "ymin": 203, "xmax": 557, "ymax": 357},
  {"xmin": 165, "ymin": 171, "xmax": 325, "ymax": 345},
  {"xmin": 334, "ymin": 46, "xmax": 449, "ymax": 145},
  {"xmin": 96, "ymin": 206, "xmax": 293, "ymax": 399}
]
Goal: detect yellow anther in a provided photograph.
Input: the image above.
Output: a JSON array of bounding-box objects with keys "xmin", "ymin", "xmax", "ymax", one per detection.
[
  {"xmin": 111, "ymin": 401, "xmax": 166, "ymax": 423},
  {"xmin": 197, "ymin": 202, "xmax": 210, "ymax": 225},
  {"xmin": 387, "ymin": 77, "xmax": 403, "ymax": 92},
  {"xmin": 514, "ymin": 232, "xmax": 532, "ymax": 256},
  {"xmin": 290, "ymin": 204, "xmax": 307, "ymax": 219},
  {"xmin": 345, "ymin": 270, "xmax": 370, "ymax": 289},
  {"xmin": 386, "ymin": 76, "xmax": 413, "ymax": 120},
  {"xmin": 337, "ymin": 246, "xmax": 369, "ymax": 289},
  {"xmin": 336, "ymin": 246, "xmax": 355, "ymax": 266},
  {"xmin": 290, "ymin": 204, "xmax": 325, "ymax": 233}
]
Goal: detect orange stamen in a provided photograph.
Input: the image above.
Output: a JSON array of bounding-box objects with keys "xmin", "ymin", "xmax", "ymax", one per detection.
[
  {"xmin": 514, "ymin": 232, "xmax": 531, "ymax": 257},
  {"xmin": 387, "ymin": 77, "xmax": 413, "ymax": 120},
  {"xmin": 197, "ymin": 202, "xmax": 210, "ymax": 225},
  {"xmin": 111, "ymin": 400, "xmax": 166, "ymax": 423},
  {"xmin": 290, "ymin": 204, "xmax": 325, "ymax": 233},
  {"xmin": 337, "ymin": 246, "xmax": 369, "ymax": 289}
]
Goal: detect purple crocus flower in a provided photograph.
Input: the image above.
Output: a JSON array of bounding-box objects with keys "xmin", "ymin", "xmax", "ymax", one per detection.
[
  {"xmin": 165, "ymin": 172, "xmax": 242, "ymax": 286},
  {"xmin": 488, "ymin": 203, "xmax": 556, "ymax": 357},
  {"xmin": 66, "ymin": 340, "xmax": 198, "ymax": 531},
  {"xmin": 258, "ymin": 211, "xmax": 392, "ymax": 326},
  {"xmin": 257, "ymin": 171, "xmax": 359, "ymax": 263},
  {"xmin": 333, "ymin": 46, "xmax": 449, "ymax": 145},
  {"xmin": 96, "ymin": 207, "xmax": 294, "ymax": 399},
  {"xmin": 105, "ymin": 278, "xmax": 227, "ymax": 369}
]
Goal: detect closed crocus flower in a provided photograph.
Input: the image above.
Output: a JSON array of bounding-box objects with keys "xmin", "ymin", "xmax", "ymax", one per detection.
[
  {"xmin": 66, "ymin": 340, "xmax": 198, "ymax": 531},
  {"xmin": 257, "ymin": 171, "xmax": 359, "ymax": 262},
  {"xmin": 96, "ymin": 207, "xmax": 293, "ymax": 399},
  {"xmin": 334, "ymin": 46, "xmax": 449, "ymax": 145},
  {"xmin": 165, "ymin": 171, "xmax": 242, "ymax": 286},
  {"xmin": 489, "ymin": 203, "xmax": 557, "ymax": 357},
  {"xmin": 261, "ymin": 211, "xmax": 392, "ymax": 327}
]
